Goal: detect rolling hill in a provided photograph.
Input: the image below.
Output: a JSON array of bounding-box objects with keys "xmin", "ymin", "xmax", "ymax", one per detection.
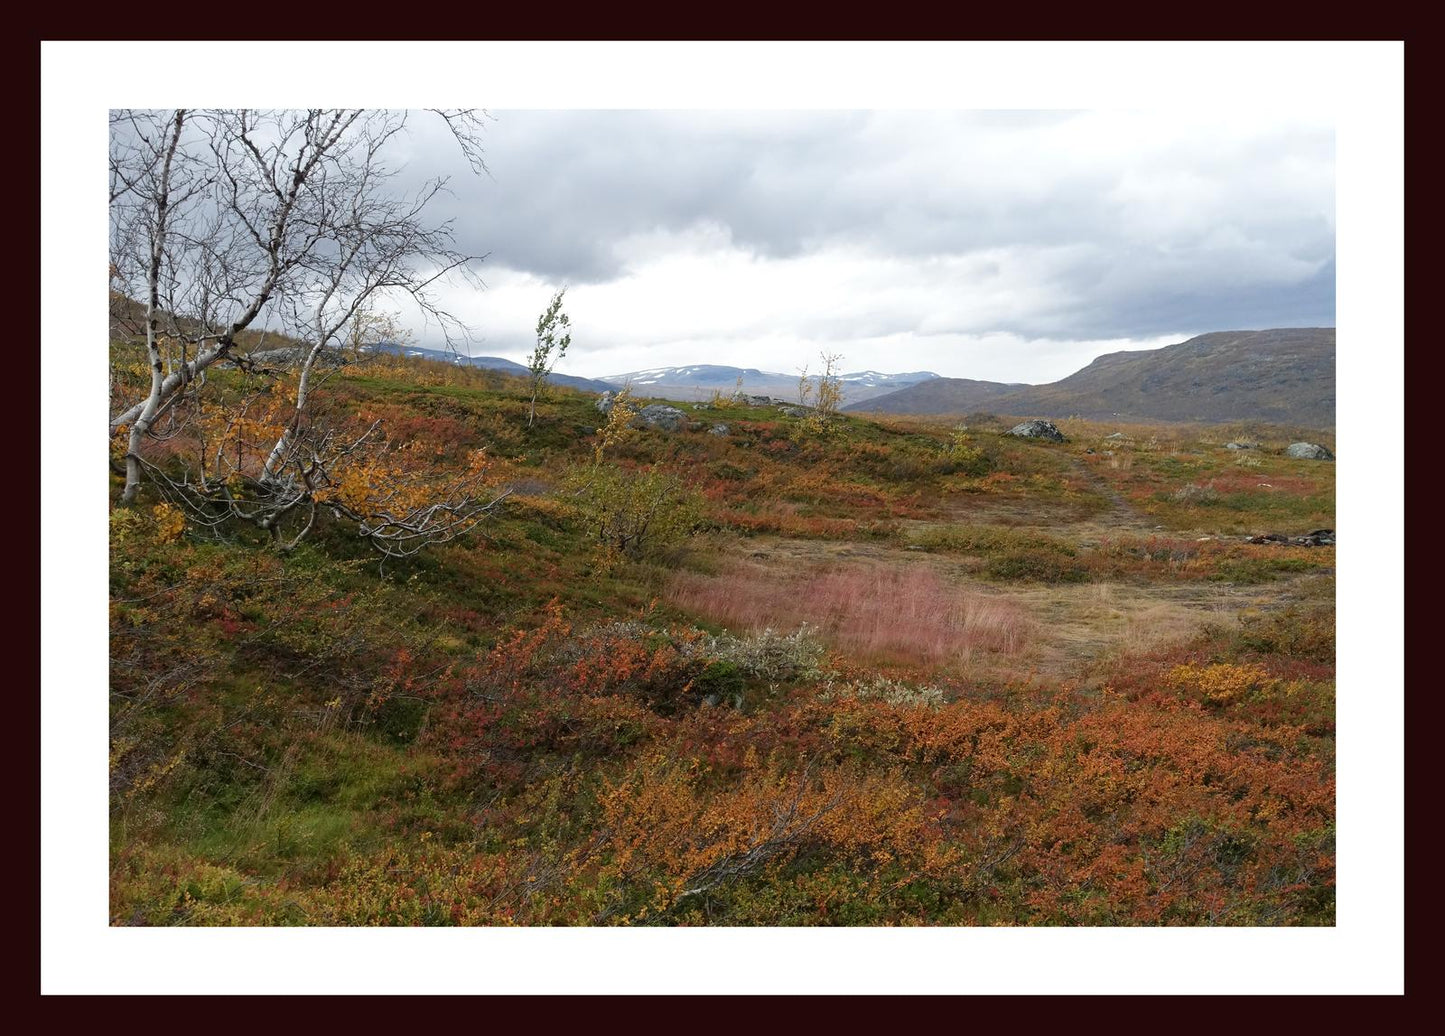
[
  {"xmin": 846, "ymin": 328, "xmax": 1336, "ymax": 428},
  {"xmin": 108, "ymin": 295, "xmax": 617, "ymax": 395},
  {"xmin": 367, "ymin": 343, "xmax": 615, "ymax": 394}
]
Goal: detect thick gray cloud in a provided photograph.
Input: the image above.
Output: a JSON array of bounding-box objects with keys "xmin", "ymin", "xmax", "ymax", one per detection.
[{"xmin": 382, "ymin": 109, "xmax": 1333, "ymax": 378}]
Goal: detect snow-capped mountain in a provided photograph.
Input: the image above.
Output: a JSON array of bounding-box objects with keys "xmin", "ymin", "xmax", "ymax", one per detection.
[
  {"xmin": 840, "ymin": 370, "xmax": 939, "ymax": 389},
  {"xmin": 599, "ymin": 365, "xmax": 939, "ymax": 404}
]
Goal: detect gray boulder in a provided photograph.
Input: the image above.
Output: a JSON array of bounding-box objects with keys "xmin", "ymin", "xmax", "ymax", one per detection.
[
  {"xmin": 779, "ymin": 406, "xmax": 808, "ymax": 418},
  {"xmin": 709, "ymin": 423, "xmax": 730, "ymax": 437},
  {"xmin": 1285, "ymin": 442, "xmax": 1334, "ymax": 461},
  {"xmin": 1225, "ymin": 441, "xmax": 1258, "ymax": 450},
  {"xmin": 595, "ymin": 391, "xmax": 614, "ymax": 414},
  {"xmin": 1007, "ymin": 419, "xmax": 1067, "ymax": 443},
  {"xmin": 634, "ymin": 404, "xmax": 689, "ymax": 432}
]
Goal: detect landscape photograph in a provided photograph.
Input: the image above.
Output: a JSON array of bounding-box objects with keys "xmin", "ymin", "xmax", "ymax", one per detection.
[{"xmin": 42, "ymin": 41, "xmax": 1402, "ymax": 995}]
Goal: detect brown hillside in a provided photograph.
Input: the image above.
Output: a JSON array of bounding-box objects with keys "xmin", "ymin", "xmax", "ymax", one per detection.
[{"xmin": 848, "ymin": 328, "xmax": 1336, "ymax": 428}]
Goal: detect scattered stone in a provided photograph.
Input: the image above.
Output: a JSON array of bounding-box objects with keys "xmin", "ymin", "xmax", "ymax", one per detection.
[
  {"xmin": 709, "ymin": 423, "xmax": 729, "ymax": 437},
  {"xmin": 1245, "ymin": 529, "xmax": 1335, "ymax": 546},
  {"xmin": 595, "ymin": 391, "xmax": 614, "ymax": 414},
  {"xmin": 1285, "ymin": 442, "xmax": 1334, "ymax": 461},
  {"xmin": 1247, "ymin": 533, "xmax": 1289, "ymax": 544},
  {"xmin": 1225, "ymin": 441, "xmax": 1258, "ymax": 450},
  {"xmin": 1104, "ymin": 432, "xmax": 1129, "ymax": 440},
  {"xmin": 1084, "ymin": 448, "xmax": 1096, "ymax": 455},
  {"xmin": 735, "ymin": 393, "xmax": 776, "ymax": 407},
  {"xmin": 693, "ymin": 401, "xmax": 713, "ymax": 410},
  {"xmin": 633, "ymin": 404, "xmax": 689, "ymax": 432},
  {"xmin": 779, "ymin": 406, "xmax": 808, "ymax": 418},
  {"xmin": 1006, "ymin": 419, "xmax": 1068, "ymax": 442}
]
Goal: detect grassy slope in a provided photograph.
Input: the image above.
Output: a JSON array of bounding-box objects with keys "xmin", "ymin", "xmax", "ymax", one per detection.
[
  {"xmin": 109, "ymin": 351, "xmax": 1336, "ymax": 926},
  {"xmin": 851, "ymin": 328, "xmax": 1336, "ymax": 428}
]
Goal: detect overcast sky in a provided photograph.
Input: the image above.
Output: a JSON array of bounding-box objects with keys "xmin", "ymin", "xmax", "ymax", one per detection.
[{"xmin": 385, "ymin": 109, "xmax": 1334, "ymax": 382}]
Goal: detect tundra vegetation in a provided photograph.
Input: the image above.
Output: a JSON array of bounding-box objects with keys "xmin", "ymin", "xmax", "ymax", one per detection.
[
  {"xmin": 107, "ymin": 109, "xmax": 1334, "ymax": 927},
  {"xmin": 110, "ymin": 344, "xmax": 1335, "ymax": 926}
]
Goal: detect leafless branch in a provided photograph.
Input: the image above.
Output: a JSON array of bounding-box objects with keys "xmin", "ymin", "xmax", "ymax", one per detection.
[{"xmin": 111, "ymin": 109, "xmax": 498, "ymax": 555}]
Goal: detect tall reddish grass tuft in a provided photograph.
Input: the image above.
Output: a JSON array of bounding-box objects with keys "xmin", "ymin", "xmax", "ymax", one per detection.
[{"xmin": 667, "ymin": 559, "xmax": 1031, "ymax": 664}]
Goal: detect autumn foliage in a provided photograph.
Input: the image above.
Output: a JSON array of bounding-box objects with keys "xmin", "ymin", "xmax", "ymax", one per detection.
[{"xmin": 109, "ymin": 346, "xmax": 1335, "ymax": 928}]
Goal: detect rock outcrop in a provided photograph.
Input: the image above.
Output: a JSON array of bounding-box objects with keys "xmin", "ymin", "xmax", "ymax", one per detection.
[
  {"xmin": 1006, "ymin": 420, "xmax": 1067, "ymax": 442},
  {"xmin": 633, "ymin": 404, "xmax": 689, "ymax": 432},
  {"xmin": 1285, "ymin": 442, "xmax": 1334, "ymax": 460}
]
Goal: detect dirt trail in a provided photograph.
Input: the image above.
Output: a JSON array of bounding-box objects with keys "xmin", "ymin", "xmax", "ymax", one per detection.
[
  {"xmin": 1060, "ymin": 452, "xmax": 1155, "ymax": 532},
  {"xmin": 902, "ymin": 450, "xmax": 1159, "ymax": 545}
]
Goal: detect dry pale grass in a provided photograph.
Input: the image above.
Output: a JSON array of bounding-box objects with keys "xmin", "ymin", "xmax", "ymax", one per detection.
[
  {"xmin": 666, "ymin": 558, "xmax": 1032, "ymax": 664},
  {"xmin": 673, "ymin": 537, "xmax": 1311, "ymax": 679},
  {"xmin": 1117, "ymin": 601, "xmax": 1218, "ymax": 656},
  {"xmin": 995, "ymin": 580, "xmax": 1247, "ymax": 675}
]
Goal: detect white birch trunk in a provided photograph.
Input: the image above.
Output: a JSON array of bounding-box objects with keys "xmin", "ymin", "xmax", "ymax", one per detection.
[{"xmin": 121, "ymin": 112, "xmax": 185, "ymax": 504}]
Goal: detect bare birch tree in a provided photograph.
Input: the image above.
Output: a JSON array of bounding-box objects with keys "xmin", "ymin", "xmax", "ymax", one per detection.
[
  {"xmin": 109, "ymin": 109, "xmax": 506, "ymax": 552},
  {"xmin": 108, "ymin": 108, "xmax": 210, "ymax": 502}
]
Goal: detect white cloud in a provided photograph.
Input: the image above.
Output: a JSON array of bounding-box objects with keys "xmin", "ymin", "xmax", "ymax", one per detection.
[
  {"xmin": 390, "ymin": 107, "xmax": 1333, "ymax": 380},
  {"xmin": 428, "ymin": 232, "xmax": 1194, "ymax": 381}
]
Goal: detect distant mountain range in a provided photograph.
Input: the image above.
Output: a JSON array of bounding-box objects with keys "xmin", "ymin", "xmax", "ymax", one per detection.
[
  {"xmin": 113, "ymin": 294, "xmax": 1334, "ymax": 428},
  {"xmin": 844, "ymin": 329, "xmax": 1336, "ymax": 428},
  {"xmin": 598, "ymin": 365, "xmax": 941, "ymax": 404},
  {"xmin": 367, "ymin": 343, "xmax": 615, "ymax": 394}
]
